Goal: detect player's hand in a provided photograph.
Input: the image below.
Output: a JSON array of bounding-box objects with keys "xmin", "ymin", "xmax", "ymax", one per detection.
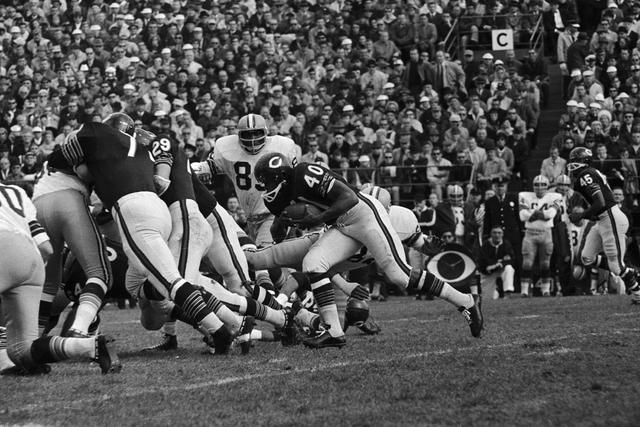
[
  {"xmin": 528, "ymin": 210, "xmax": 543, "ymax": 221},
  {"xmin": 503, "ymin": 255, "xmax": 511, "ymax": 262},
  {"xmin": 569, "ymin": 212, "xmax": 582, "ymax": 223}
]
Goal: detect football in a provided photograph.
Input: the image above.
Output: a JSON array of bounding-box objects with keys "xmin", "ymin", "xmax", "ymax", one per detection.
[{"xmin": 283, "ymin": 203, "xmax": 322, "ymax": 220}]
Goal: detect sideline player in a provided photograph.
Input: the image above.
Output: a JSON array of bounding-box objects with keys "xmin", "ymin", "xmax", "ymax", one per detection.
[
  {"xmin": 519, "ymin": 175, "xmax": 561, "ymax": 297},
  {"xmin": 254, "ymin": 153, "xmax": 483, "ymax": 348},
  {"xmin": 567, "ymin": 147, "xmax": 640, "ymax": 303},
  {"xmin": 191, "ymin": 113, "xmax": 301, "ymax": 289},
  {"xmin": 0, "ymin": 183, "xmax": 119, "ymax": 375},
  {"xmin": 46, "ymin": 113, "xmax": 235, "ymax": 352}
]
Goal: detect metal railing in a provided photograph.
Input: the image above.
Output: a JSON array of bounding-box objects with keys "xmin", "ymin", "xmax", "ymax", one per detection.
[
  {"xmin": 529, "ymin": 14, "xmax": 544, "ymax": 53},
  {"xmin": 443, "ymin": 18, "xmax": 460, "ymax": 60}
]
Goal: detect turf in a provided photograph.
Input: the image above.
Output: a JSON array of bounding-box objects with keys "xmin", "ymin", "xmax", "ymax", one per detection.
[{"xmin": 1, "ymin": 295, "xmax": 640, "ymax": 426}]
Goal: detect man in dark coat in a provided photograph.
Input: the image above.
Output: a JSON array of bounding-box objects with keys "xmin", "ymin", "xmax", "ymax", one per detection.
[{"xmin": 483, "ymin": 178, "xmax": 523, "ymax": 291}]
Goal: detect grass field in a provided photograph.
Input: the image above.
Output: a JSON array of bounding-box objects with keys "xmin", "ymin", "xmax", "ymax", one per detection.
[{"xmin": 1, "ymin": 295, "xmax": 640, "ymax": 426}]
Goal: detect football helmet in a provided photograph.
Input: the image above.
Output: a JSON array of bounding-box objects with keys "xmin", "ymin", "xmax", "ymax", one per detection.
[
  {"xmin": 361, "ymin": 184, "xmax": 391, "ymax": 211},
  {"xmin": 447, "ymin": 184, "xmax": 464, "ymax": 207},
  {"xmin": 533, "ymin": 175, "xmax": 549, "ymax": 197},
  {"xmin": 567, "ymin": 147, "xmax": 592, "ymax": 172},
  {"xmin": 237, "ymin": 113, "xmax": 268, "ymax": 154},
  {"xmin": 103, "ymin": 113, "xmax": 135, "ymax": 136},
  {"xmin": 255, "ymin": 152, "xmax": 293, "ymax": 203},
  {"xmin": 344, "ymin": 298, "xmax": 370, "ymax": 327},
  {"xmin": 555, "ymin": 174, "xmax": 571, "ymax": 195}
]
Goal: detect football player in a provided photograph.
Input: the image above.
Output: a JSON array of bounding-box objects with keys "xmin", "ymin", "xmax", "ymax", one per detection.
[
  {"xmin": 191, "ymin": 113, "xmax": 301, "ymax": 290},
  {"xmin": 567, "ymin": 147, "xmax": 640, "ymax": 303},
  {"xmin": 519, "ymin": 175, "xmax": 562, "ymax": 296},
  {"xmin": 0, "ymin": 183, "xmax": 119, "ymax": 375},
  {"xmin": 46, "ymin": 113, "xmax": 235, "ymax": 353},
  {"xmin": 254, "ymin": 153, "xmax": 483, "ymax": 348},
  {"xmin": 131, "ymin": 133, "xmax": 254, "ymax": 352},
  {"xmin": 32, "ymin": 133, "xmax": 112, "ymax": 338}
]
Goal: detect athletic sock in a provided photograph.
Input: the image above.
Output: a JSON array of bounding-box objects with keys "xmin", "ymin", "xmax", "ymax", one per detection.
[
  {"xmin": 252, "ymin": 284, "xmax": 282, "ymax": 309},
  {"xmin": 439, "ymin": 283, "xmax": 474, "ymax": 308},
  {"xmin": 163, "ymin": 321, "xmax": 177, "ymax": 336},
  {"xmin": 170, "ymin": 280, "xmax": 213, "ymax": 324},
  {"xmin": 244, "ymin": 297, "xmax": 278, "ymax": 324},
  {"xmin": 521, "ymin": 279, "xmax": 531, "ymax": 296},
  {"xmin": 200, "ymin": 289, "xmax": 243, "ymax": 333},
  {"xmin": 31, "ymin": 336, "xmax": 96, "ymax": 363},
  {"xmin": 38, "ymin": 282, "xmax": 59, "ymax": 335},
  {"xmin": 294, "ymin": 308, "xmax": 317, "ymax": 329},
  {"xmin": 413, "ymin": 270, "xmax": 470, "ymax": 307},
  {"xmin": 310, "ymin": 277, "xmax": 344, "ymax": 337},
  {"xmin": 70, "ymin": 279, "xmax": 107, "ymax": 333},
  {"xmin": 276, "ymin": 293, "xmax": 289, "ymax": 306}
]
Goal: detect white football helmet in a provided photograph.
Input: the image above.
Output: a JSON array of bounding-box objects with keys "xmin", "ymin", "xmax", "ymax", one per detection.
[
  {"xmin": 533, "ymin": 175, "xmax": 549, "ymax": 198},
  {"xmin": 447, "ymin": 184, "xmax": 464, "ymax": 207},
  {"xmin": 361, "ymin": 184, "xmax": 391, "ymax": 211},
  {"xmin": 237, "ymin": 113, "xmax": 268, "ymax": 154},
  {"xmin": 555, "ymin": 174, "xmax": 571, "ymax": 196}
]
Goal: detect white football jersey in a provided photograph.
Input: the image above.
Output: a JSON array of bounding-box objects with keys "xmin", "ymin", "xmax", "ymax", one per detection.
[
  {"xmin": 0, "ymin": 184, "xmax": 43, "ymax": 243},
  {"xmin": 519, "ymin": 191, "xmax": 562, "ymax": 230},
  {"xmin": 207, "ymin": 135, "xmax": 300, "ymax": 217},
  {"xmin": 452, "ymin": 206, "xmax": 465, "ymax": 239},
  {"xmin": 389, "ymin": 205, "xmax": 421, "ymax": 244},
  {"xmin": 568, "ymin": 221, "xmax": 590, "ymax": 261},
  {"xmin": 32, "ymin": 164, "xmax": 90, "ymax": 201}
]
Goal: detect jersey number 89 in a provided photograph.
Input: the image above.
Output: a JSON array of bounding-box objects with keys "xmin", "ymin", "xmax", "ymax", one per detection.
[{"xmin": 234, "ymin": 161, "xmax": 265, "ymax": 191}]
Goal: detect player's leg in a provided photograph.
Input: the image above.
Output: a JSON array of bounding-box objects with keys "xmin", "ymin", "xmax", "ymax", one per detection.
[
  {"xmin": 204, "ymin": 204, "xmax": 251, "ymax": 295},
  {"xmin": 33, "ymin": 194, "xmax": 66, "ymax": 335},
  {"xmin": 500, "ymin": 265, "xmax": 515, "ymax": 294},
  {"xmin": 520, "ymin": 232, "xmax": 536, "ymax": 297},
  {"xmin": 480, "ymin": 272, "xmax": 499, "ymax": 300},
  {"xmin": 538, "ymin": 230, "xmax": 554, "ymax": 296},
  {"xmin": 113, "ymin": 194, "xmax": 230, "ymax": 349},
  {"xmin": 600, "ymin": 208, "xmax": 640, "ymax": 301},
  {"xmin": 351, "ymin": 195, "xmax": 477, "ymax": 308},
  {"xmin": 60, "ymin": 192, "xmax": 112, "ymax": 336},
  {"xmin": 0, "ymin": 232, "xmax": 119, "ymax": 374},
  {"xmin": 301, "ymin": 228, "xmax": 362, "ymax": 346},
  {"xmin": 251, "ymin": 215, "xmax": 280, "ymax": 291}
]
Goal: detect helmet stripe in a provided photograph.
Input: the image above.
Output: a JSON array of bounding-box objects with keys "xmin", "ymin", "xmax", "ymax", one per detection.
[{"xmin": 248, "ymin": 113, "xmax": 254, "ymax": 128}]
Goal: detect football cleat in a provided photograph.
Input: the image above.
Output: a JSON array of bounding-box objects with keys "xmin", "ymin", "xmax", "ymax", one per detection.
[
  {"xmin": 281, "ymin": 301, "xmax": 302, "ymax": 346},
  {"xmin": 204, "ymin": 326, "xmax": 233, "ymax": 355},
  {"xmin": 143, "ymin": 333, "xmax": 178, "ymax": 351},
  {"xmin": 622, "ymin": 268, "xmax": 639, "ymax": 294},
  {"xmin": 238, "ymin": 316, "xmax": 255, "ymax": 354},
  {"xmin": 302, "ymin": 330, "xmax": 346, "ymax": 349},
  {"xmin": 95, "ymin": 335, "xmax": 122, "ymax": 374},
  {"xmin": 458, "ymin": 294, "xmax": 483, "ymax": 338}
]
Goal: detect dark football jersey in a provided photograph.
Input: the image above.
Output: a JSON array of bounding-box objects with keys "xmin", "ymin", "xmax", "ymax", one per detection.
[
  {"xmin": 151, "ymin": 135, "xmax": 196, "ymax": 206},
  {"xmin": 191, "ymin": 173, "xmax": 218, "ymax": 217},
  {"xmin": 264, "ymin": 162, "xmax": 351, "ymax": 219},
  {"xmin": 61, "ymin": 122, "xmax": 156, "ymax": 209},
  {"xmin": 572, "ymin": 167, "xmax": 616, "ymax": 215}
]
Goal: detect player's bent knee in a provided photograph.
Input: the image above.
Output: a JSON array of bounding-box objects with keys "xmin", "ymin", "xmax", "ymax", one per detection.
[{"xmin": 138, "ymin": 299, "xmax": 168, "ymax": 331}]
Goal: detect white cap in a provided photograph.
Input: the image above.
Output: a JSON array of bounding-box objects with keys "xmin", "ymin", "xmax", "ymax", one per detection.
[
  {"xmin": 110, "ymin": 2, "xmax": 120, "ymax": 8},
  {"xmin": 606, "ymin": 66, "xmax": 617, "ymax": 73},
  {"xmin": 32, "ymin": 126, "xmax": 42, "ymax": 133},
  {"xmin": 419, "ymin": 96, "xmax": 430, "ymax": 103},
  {"xmin": 494, "ymin": 59, "xmax": 504, "ymax": 66},
  {"xmin": 394, "ymin": 58, "xmax": 403, "ymax": 66},
  {"xmin": 376, "ymin": 94, "xmax": 389, "ymax": 101},
  {"xmin": 595, "ymin": 93, "xmax": 605, "ymax": 102},
  {"xmin": 106, "ymin": 66, "xmax": 116, "ymax": 73},
  {"xmin": 570, "ymin": 69, "xmax": 582, "ymax": 77},
  {"xmin": 566, "ymin": 100, "xmax": 578, "ymax": 107},
  {"xmin": 124, "ymin": 14, "xmax": 134, "ymax": 21},
  {"xmin": 154, "ymin": 110, "xmax": 167, "ymax": 117},
  {"xmin": 130, "ymin": 56, "xmax": 140, "ymax": 63},
  {"xmin": 141, "ymin": 8, "xmax": 152, "ymax": 14},
  {"xmin": 482, "ymin": 53, "xmax": 494, "ymax": 60},
  {"xmin": 283, "ymin": 76, "xmax": 293, "ymax": 82},
  {"xmin": 175, "ymin": 14, "xmax": 185, "ymax": 21},
  {"xmin": 586, "ymin": 54, "xmax": 596, "ymax": 60},
  {"xmin": 449, "ymin": 113, "xmax": 461, "ymax": 122},
  {"xmin": 10, "ymin": 125, "xmax": 21, "ymax": 132},
  {"xmin": 123, "ymin": 83, "xmax": 135, "ymax": 90},
  {"xmin": 79, "ymin": 64, "xmax": 89, "ymax": 72},
  {"xmin": 161, "ymin": 48, "xmax": 171, "ymax": 55},
  {"xmin": 383, "ymin": 82, "xmax": 395, "ymax": 90},
  {"xmin": 589, "ymin": 102, "xmax": 602, "ymax": 109},
  {"xmin": 343, "ymin": 104, "xmax": 354, "ymax": 112},
  {"xmin": 72, "ymin": 29, "xmax": 82, "ymax": 35},
  {"xmin": 577, "ymin": 102, "xmax": 587, "ymax": 109},
  {"xmin": 183, "ymin": 43, "xmax": 194, "ymax": 50},
  {"xmin": 617, "ymin": 92, "xmax": 630, "ymax": 100},
  {"xmin": 583, "ymin": 69, "xmax": 594, "ymax": 77},
  {"xmin": 271, "ymin": 85, "xmax": 283, "ymax": 92},
  {"xmin": 341, "ymin": 38, "xmax": 352, "ymax": 45},
  {"xmin": 90, "ymin": 25, "xmax": 101, "ymax": 31},
  {"xmin": 156, "ymin": 13, "xmax": 166, "ymax": 21}
]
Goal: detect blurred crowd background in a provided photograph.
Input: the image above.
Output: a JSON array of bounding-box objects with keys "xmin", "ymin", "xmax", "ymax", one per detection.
[{"xmin": 2, "ymin": 0, "xmax": 640, "ymax": 300}]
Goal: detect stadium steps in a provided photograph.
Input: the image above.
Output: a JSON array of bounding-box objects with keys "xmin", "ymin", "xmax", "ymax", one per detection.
[{"xmin": 524, "ymin": 63, "xmax": 564, "ymax": 185}]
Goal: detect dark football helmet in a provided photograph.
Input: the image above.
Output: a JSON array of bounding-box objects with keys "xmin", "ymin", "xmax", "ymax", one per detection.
[
  {"xmin": 237, "ymin": 113, "xmax": 268, "ymax": 154},
  {"xmin": 344, "ymin": 298, "xmax": 370, "ymax": 327},
  {"xmin": 567, "ymin": 147, "xmax": 592, "ymax": 172},
  {"xmin": 254, "ymin": 152, "xmax": 293, "ymax": 203},
  {"xmin": 103, "ymin": 113, "xmax": 135, "ymax": 136}
]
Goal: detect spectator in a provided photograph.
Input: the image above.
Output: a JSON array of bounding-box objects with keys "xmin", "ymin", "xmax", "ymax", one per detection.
[
  {"xmin": 477, "ymin": 145, "xmax": 509, "ymax": 187},
  {"xmin": 427, "ymin": 147, "xmax": 451, "ymax": 201},
  {"xmin": 540, "ymin": 146, "xmax": 567, "ymax": 184},
  {"xmin": 301, "ymin": 135, "xmax": 329, "ymax": 164},
  {"xmin": 0, "ymin": 157, "xmax": 10, "ymax": 181},
  {"xmin": 479, "ymin": 226, "xmax": 516, "ymax": 299}
]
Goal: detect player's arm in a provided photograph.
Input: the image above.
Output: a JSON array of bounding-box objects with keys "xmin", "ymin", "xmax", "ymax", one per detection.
[
  {"xmin": 540, "ymin": 202, "xmax": 558, "ymax": 220},
  {"xmin": 571, "ymin": 189, "xmax": 605, "ymax": 222},
  {"xmin": 20, "ymin": 187, "xmax": 53, "ymax": 262},
  {"xmin": 47, "ymin": 129, "xmax": 86, "ymax": 169},
  {"xmin": 270, "ymin": 216, "xmax": 289, "ymax": 243},
  {"xmin": 518, "ymin": 195, "xmax": 534, "ymax": 222},
  {"xmin": 151, "ymin": 137, "xmax": 173, "ymax": 195},
  {"xmin": 289, "ymin": 178, "xmax": 359, "ymax": 228}
]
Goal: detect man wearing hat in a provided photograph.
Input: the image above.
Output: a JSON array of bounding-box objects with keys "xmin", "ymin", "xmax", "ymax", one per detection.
[
  {"xmin": 401, "ymin": 47, "xmax": 435, "ymax": 97},
  {"xmin": 360, "ymin": 58, "xmax": 388, "ymax": 94},
  {"xmin": 566, "ymin": 31, "xmax": 590, "ymax": 92},
  {"xmin": 557, "ymin": 21, "xmax": 579, "ymax": 95}
]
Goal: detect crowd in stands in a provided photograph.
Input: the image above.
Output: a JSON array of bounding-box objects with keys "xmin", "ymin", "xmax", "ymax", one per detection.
[{"xmin": 2, "ymin": 0, "xmax": 640, "ymax": 299}]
